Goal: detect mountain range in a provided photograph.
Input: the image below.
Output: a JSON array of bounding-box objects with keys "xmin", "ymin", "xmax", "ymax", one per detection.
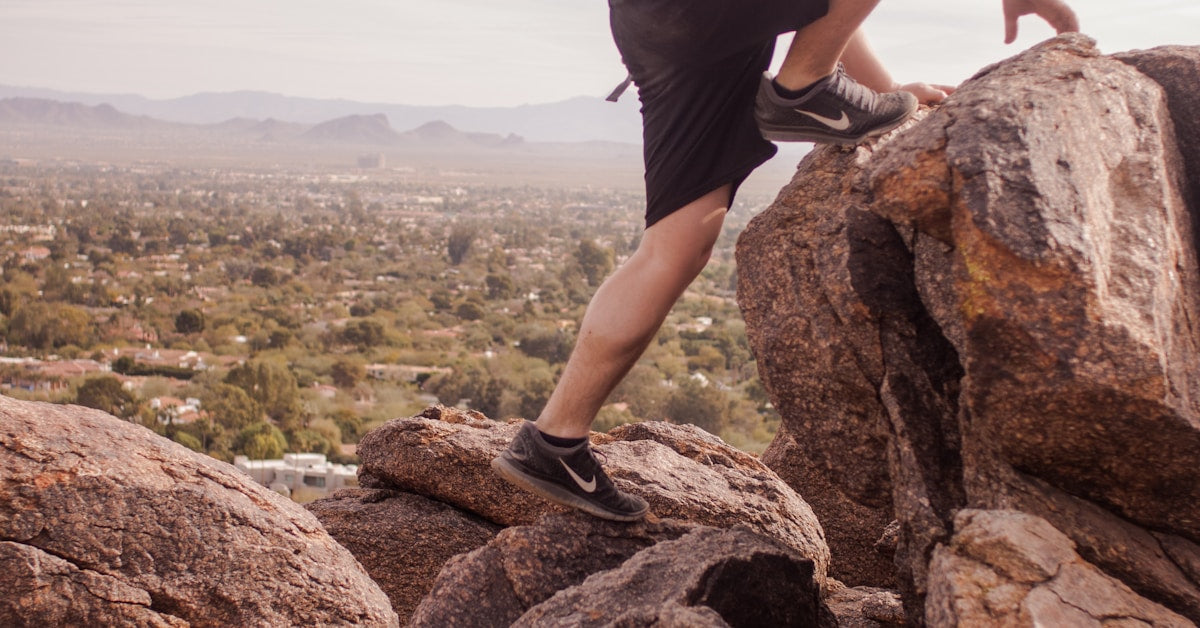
[
  {"xmin": 0, "ymin": 84, "xmax": 643, "ymax": 144},
  {"xmin": 0, "ymin": 97, "xmax": 568, "ymax": 151}
]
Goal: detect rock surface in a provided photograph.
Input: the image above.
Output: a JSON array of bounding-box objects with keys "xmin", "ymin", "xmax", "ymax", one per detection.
[
  {"xmin": 513, "ymin": 526, "xmax": 822, "ymax": 628},
  {"xmin": 410, "ymin": 513, "xmax": 696, "ymax": 627},
  {"xmin": 926, "ymin": 510, "xmax": 1191, "ymax": 626},
  {"xmin": 0, "ymin": 394, "xmax": 398, "ymax": 627},
  {"xmin": 356, "ymin": 405, "xmax": 830, "ymax": 587},
  {"xmin": 737, "ymin": 35, "xmax": 1200, "ymax": 623},
  {"xmin": 305, "ymin": 488, "xmax": 500, "ymax": 623}
]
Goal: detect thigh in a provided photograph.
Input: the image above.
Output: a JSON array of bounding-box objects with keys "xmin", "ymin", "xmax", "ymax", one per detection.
[{"xmin": 609, "ymin": 0, "xmax": 828, "ymax": 69}]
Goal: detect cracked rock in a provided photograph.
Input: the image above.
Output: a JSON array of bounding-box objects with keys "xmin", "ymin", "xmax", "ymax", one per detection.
[{"xmin": 0, "ymin": 394, "xmax": 397, "ymax": 627}]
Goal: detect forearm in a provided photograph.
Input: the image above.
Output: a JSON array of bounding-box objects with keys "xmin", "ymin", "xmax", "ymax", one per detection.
[{"xmin": 838, "ymin": 29, "xmax": 898, "ymax": 92}]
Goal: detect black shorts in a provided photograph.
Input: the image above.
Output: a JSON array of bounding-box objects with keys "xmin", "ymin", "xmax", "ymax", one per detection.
[{"xmin": 609, "ymin": 0, "xmax": 830, "ymax": 227}]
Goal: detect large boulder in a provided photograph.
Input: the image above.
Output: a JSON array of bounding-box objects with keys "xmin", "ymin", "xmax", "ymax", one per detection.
[
  {"xmin": 356, "ymin": 405, "xmax": 830, "ymax": 587},
  {"xmin": 0, "ymin": 394, "xmax": 398, "ymax": 627},
  {"xmin": 305, "ymin": 488, "xmax": 500, "ymax": 623},
  {"xmin": 926, "ymin": 510, "xmax": 1190, "ymax": 626},
  {"xmin": 737, "ymin": 35, "xmax": 1200, "ymax": 623},
  {"xmin": 410, "ymin": 513, "xmax": 696, "ymax": 627},
  {"xmin": 513, "ymin": 526, "xmax": 822, "ymax": 628}
]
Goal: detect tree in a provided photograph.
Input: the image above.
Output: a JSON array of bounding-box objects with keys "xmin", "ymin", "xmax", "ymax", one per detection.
[
  {"xmin": 225, "ymin": 360, "xmax": 302, "ymax": 431},
  {"xmin": 75, "ymin": 375, "xmax": 138, "ymax": 419},
  {"xmin": 485, "ymin": 272, "xmax": 515, "ymax": 300},
  {"xmin": 7, "ymin": 302, "xmax": 94, "ymax": 350},
  {"xmin": 664, "ymin": 377, "xmax": 727, "ymax": 435},
  {"xmin": 330, "ymin": 357, "xmax": 365, "ymax": 389},
  {"xmin": 338, "ymin": 319, "xmax": 387, "ymax": 349},
  {"xmin": 447, "ymin": 223, "xmax": 477, "ymax": 265},
  {"xmin": 289, "ymin": 429, "xmax": 333, "ymax": 455},
  {"xmin": 172, "ymin": 431, "xmax": 204, "ymax": 452},
  {"xmin": 455, "ymin": 301, "xmax": 486, "ymax": 321},
  {"xmin": 515, "ymin": 323, "xmax": 574, "ymax": 365},
  {"xmin": 236, "ymin": 422, "xmax": 287, "ymax": 459},
  {"xmin": 250, "ymin": 266, "xmax": 282, "ymax": 287},
  {"xmin": 175, "ymin": 308, "xmax": 206, "ymax": 334},
  {"xmin": 576, "ymin": 239, "xmax": 615, "ymax": 287},
  {"xmin": 200, "ymin": 383, "xmax": 262, "ymax": 431}
]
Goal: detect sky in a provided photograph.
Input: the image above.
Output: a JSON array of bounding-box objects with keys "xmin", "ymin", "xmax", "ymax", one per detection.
[{"xmin": 1, "ymin": 0, "xmax": 1198, "ymax": 107}]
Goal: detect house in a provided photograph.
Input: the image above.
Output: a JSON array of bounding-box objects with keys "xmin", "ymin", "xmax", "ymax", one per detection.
[{"xmin": 233, "ymin": 453, "xmax": 358, "ymax": 503}]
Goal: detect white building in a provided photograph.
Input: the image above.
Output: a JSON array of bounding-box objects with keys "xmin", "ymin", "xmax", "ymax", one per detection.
[{"xmin": 233, "ymin": 453, "xmax": 358, "ymax": 502}]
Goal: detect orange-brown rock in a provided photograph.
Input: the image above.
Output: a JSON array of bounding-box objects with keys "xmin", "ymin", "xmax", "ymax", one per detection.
[
  {"xmin": 926, "ymin": 510, "xmax": 1190, "ymax": 626},
  {"xmin": 512, "ymin": 526, "xmax": 821, "ymax": 628},
  {"xmin": 737, "ymin": 34, "xmax": 1200, "ymax": 623},
  {"xmin": 356, "ymin": 405, "xmax": 830, "ymax": 588},
  {"xmin": 0, "ymin": 394, "xmax": 397, "ymax": 627},
  {"xmin": 305, "ymin": 488, "xmax": 500, "ymax": 624}
]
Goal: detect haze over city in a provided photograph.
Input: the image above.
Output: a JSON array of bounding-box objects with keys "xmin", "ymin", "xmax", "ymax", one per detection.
[{"xmin": 2, "ymin": 0, "xmax": 1198, "ymax": 107}]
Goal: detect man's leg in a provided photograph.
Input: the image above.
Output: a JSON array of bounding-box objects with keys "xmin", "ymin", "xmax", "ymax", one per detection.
[
  {"xmin": 775, "ymin": 0, "xmax": 881, "ymax": 92},
  {"xmin": 537, "ymin": 184, "xmax": 732, "ymax": 438},
  {"xmin": 491, "ymin": 185, "xmax": 730, "ymax": 521}
]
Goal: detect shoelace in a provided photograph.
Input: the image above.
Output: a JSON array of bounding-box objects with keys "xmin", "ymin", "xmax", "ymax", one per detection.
[{"xmin": 829, "ymin": 63, "xmax": 877, "ymax": 112}]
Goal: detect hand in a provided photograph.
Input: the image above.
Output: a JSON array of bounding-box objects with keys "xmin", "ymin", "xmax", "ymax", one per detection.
[
  {"xmin": 1003, "ymin": 0, "xmax": 1079, "ymax": 44},
  {"xmin": 897, "ymin": 82, "xmax": 957, "ymax": 105}
]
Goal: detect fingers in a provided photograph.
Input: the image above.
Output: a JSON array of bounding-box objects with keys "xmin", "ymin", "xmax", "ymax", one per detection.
[
  {"xmin": 1003, "ymin": 0, "xmax": 1079, "ymax": 43},
  {"xmin": 1003, "ymin": 0, "xmax": 1022, "ymax": 43},
  {"xmin": 898, "ymin": 83, "xmax": 950, "ymax": 105},
  {"xmin": 1045, "ymin": 2, "xmax": 1080, "ymax": 34}
]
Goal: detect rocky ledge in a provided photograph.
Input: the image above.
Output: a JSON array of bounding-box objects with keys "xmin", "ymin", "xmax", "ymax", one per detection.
[{"xmin": 737, "ymin": 34, "xmax": 1200, "ymax": 625}]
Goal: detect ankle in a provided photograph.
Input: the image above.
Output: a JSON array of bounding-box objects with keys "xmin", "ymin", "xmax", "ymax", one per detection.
[
  {"xmin": 537, "ymin": 429, "xmax": 587, "ymax": 448},
  {"xmin": 772, "ymin": 77, "xmax": 819, "ymax": 100}
]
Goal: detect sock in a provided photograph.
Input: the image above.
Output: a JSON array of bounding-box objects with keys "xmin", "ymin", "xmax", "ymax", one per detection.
[
  {"xmin": 539, "ymin": 430, "xmax": 587, "ymax": 448},
  {"xmin": 772, "ymin": 77, "xmax": 820, "ymax": 101}
]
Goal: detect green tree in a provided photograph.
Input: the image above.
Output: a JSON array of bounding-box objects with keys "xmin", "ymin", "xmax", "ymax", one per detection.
[
  {"xmin": 236, "ymin": 422, "xmax": 287, "ymax": 459},
  {"xmin": 576, "ymin": 239, "xmax": 614, "ymax": 287},
  {"xmin": 455, "ymin": 302, "xmax": 485, "ymax": 321},
  {"xmin": 485, "ymin": 272, "xmax": 515, "ymax": 300},
  {"xmin": 289, "ymin": 429, "xmax": 333, "ymax": 455},
  {"xmin": 175, "ymin": 308, "xmax": 206, "ymax": 334},
  {"xmin": 515, "ymin": 323, "xmax": 574, "ymax": 365},
  {"xmin": 7, "ymin": 302, "xmax": 94, "ymax": 350},
  {"xmin": 225, "ymin": 360, "xmax": 302, "ymax": 431},
  {"xmin": 201, "ymin": 382, "xmax": 262, "ymax": 431},
  {"xmin": 330, "ymin": 409, "xmax": 364, "ymax": 442},
  {"xmin": 664, "ymin": 377, "xmax": 727, "ymax": 435},
  {"xmin": 250, "ymin": 266, "xmax": 282, "ymax": 287},
  {"xmin": 447, "ymin": 223, "xmax": 477, "ymax": 265},
  {"xmin": 330, "ymin": 357, "xmax": 365, "ymax": 389},
  {"xmin": 75, "ymin": 375, "xmax": 138, "ymax": 419},
  {"xmin": 172, "ymin": 431, "xmax": 204, "ymax": 452}
]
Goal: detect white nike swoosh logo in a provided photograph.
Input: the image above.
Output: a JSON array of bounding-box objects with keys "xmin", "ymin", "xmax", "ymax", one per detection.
[
  {"xmin": 795, "ymin": 109, "xmax": 851, "ymax": 131},
  {"xmin": 559, "ymin": 459, "xmax": 597, "ymax": 493}
]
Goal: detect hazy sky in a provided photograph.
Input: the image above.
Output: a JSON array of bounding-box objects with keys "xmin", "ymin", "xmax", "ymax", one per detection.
[{"xmin": 2, "ymin": 0, "xmax": 1197, "ymax": 106}]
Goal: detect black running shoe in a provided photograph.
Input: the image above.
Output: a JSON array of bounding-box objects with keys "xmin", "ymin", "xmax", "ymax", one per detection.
[
  {"xmin": 492, "ymin": 421, "xmax": 648, "ymax": 522},
  {"xmin": 755, "ymin": 65, "xmax": 918, "ymax": 145}
]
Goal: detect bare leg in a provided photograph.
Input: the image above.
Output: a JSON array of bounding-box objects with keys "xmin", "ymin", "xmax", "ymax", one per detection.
[
  {"xmin": 774, "ymin": 0, "xmax": 882, "ymax": 91},
  {"xmin": 536, "ymin": 185, "xmax": 732, "ymax": 439}
]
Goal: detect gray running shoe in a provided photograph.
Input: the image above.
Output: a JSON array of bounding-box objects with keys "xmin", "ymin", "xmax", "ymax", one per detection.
[
  {"xmin": 492, "ymin": 421, "xmax": 648, "ymax": 522},
  {"xmin": 755, "ymin": 66, "xmax": 918, "ymax": 145}
]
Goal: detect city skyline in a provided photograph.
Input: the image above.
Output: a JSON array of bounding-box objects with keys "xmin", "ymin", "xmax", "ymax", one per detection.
[{"xmin": 2, "ymin": 1, "xmax": 1198, "ymax": 107}]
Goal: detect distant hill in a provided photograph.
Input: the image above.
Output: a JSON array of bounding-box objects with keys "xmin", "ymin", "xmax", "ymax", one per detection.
[
  {"xmin": 301, "ymin": 113, "xmax": 403, "ymax": 145},
  {"xmin": 0, "ymin": 85, "xmax": 643, "ymax": 143},
  {"xmin": 0, "ymin": 97, "xmax": 583, "ymax": 155},
  {"xmin": 402, "ymin": 120, "xmax": 524, "ymax": 148},
  {"xmin": 0, "ymin": 98, "xmax": 169, "ymax": 130}
]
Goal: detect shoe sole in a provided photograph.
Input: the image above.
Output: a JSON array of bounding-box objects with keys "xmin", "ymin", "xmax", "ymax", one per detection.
[
  {"xmin": 758, "ymin": 102, "xmax": 917, "ymax": 145},
  {"xmin": 759, "ymin": 113, "xmax": 912, "ymax": 145},
  {"xmin": 491, "ymin": 456, "xmax": 647, "ymax": 522}
]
